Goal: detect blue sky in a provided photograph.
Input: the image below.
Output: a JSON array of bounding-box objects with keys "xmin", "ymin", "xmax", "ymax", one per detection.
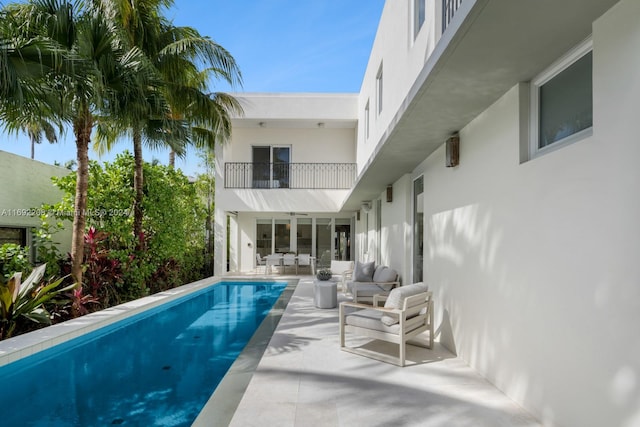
[{"xmin": 0, "ymin": 0, "xmax": 385, "ymax": 176}]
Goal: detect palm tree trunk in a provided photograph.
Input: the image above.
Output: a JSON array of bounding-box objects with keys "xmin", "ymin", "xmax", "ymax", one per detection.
[
  {"xmin": 133, "ymin": 128, "xmax": 144, "ymax": 251},
  {"xmin": 30, "ymin": 138, "xmax": 35, "ymax": 159},
  {"xmin": 168, "ymin": 149, "xmax": 175, "ymax": 169},
  {"xmin": 71, "ymin": 111, "xmax": 93, "ymax": 285}
]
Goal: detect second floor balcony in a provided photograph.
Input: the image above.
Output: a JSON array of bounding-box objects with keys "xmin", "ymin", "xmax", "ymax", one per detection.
[{"xmin": 224, "ymin": 162, "xmax": 356, "ymax": 190}]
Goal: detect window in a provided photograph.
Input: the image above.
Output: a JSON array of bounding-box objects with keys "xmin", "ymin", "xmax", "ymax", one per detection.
[
  {"xmin": 274, "ymin": 219, "xmax": 291, "ymax": 253},
  {"xmin": 252, "ymin": 145, "xmax": 291, "ymax": 188},
  {"xmin": 530, "ymin": 38, "xmax": 593, "ymax": 158},
  {"xmin": 414, "ymin": 0, "xmax": 425, "ymax": 38},
  {"xmin": 256, "ymin": 219, "xmax": 273, "ymax": 257},
  {"xmin": 376, "ymin": 64, "xmax": 383, "ymax": 115},
  {"xmin": 296, "ymin": 218, "xmax": 312, "ymax": 255},
  {"xmin": 0, "ymin": 227, "xmax": 27, "ymax": 246},
  {"xmin": 316, "ymin": 218, "xmax": 332, "ymax": 268},
  {"xmin": 364, "ymin": 100, "xmax": 370, "ymax": 140},
  {"xmin": 413, "ymin": 176, "xmax": 424, "ymax": 283}
]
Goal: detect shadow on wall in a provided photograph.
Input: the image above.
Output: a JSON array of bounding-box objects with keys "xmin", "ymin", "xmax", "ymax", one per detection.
[
  {"xmin": 438, "ymin": 308, "xmax": 457, "ymax": 356},
  {"xmin": 425, "ymin": 197, "xmax": 640, "ymax": 427}
]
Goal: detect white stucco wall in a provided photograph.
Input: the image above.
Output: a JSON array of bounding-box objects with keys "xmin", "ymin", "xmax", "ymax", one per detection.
[
  {"xmin": 225, "ymin": 127, "xmax": 355, "ymax": 164},
  {"xmin": 404, "ymin": 2, "xmax": 640, "ymax": 425},
  {"xmin": 357, "ymin": 0, "xmax": 442, "ymax": 169},
  {"xmin": 218, "ymin": 109, "xmax": 357, "ymax": 214},
  {"xmin": 0, "ymin": 150, "xmax": 72, "ymax": 255},
  {"xmin": 379, "ymin": 174, "xmax": 413, "ymax": 284}
]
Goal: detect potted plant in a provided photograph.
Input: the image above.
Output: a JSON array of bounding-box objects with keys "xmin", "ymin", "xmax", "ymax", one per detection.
[{"xmin": 316, "ymin": 269, "xmax": 332, "ymax": 281}]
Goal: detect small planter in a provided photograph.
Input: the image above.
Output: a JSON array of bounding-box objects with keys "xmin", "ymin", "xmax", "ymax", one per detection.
[{"xmin": 316, "ymin": 269, "xmax": 332, "ymax": 281}]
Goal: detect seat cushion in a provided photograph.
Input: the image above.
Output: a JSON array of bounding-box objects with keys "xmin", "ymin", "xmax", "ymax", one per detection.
[
  {"xmin": 353, "ymin": 261, "xmax": 375, "ymax": 282},
  {"xmin": 381, "ymin": 283, "xmax": 429, "ymax": 326},
  {"xmin": 347, "ymin": 282, "xmax": 387, "ymax": 297},
  {"xmin": 345, "ymin": 309, "xmax": 425, "ymax": 335},
  {"xmin": 372, "ymin": 266, "xmax": 398, "ymax": 283}
]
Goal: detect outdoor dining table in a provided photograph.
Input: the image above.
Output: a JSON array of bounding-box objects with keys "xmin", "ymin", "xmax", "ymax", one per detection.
[{"xmin": 265, "ymin": 254, "xmax": 316, "ymax": 275}]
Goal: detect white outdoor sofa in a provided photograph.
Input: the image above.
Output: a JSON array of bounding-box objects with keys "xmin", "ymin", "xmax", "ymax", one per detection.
[
  {"xmin": 339, "ymin": 283, "xmax": 433, "ymax": 367},
  {"xmin": 345, "ymin": 262, "xmax": 400, "ymax": 303}
]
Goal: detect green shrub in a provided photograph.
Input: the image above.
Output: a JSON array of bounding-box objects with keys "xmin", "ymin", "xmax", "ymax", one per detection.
[
  {"xmin": 43, "ymin": 152, "xmax": 208, "ymax": 303},
  {"xmin": 0, "ymin": 264, "xmax": 75, "ymax": 339},
  {"xmin": 0, "ymin": 244, "xmax": 32, "ymax": 281}
]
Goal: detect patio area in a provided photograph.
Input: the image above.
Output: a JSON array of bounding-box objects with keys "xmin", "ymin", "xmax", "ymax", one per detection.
[{"xmin": 200, "ymin": 276, "xmax": 542, "ymax": 427}]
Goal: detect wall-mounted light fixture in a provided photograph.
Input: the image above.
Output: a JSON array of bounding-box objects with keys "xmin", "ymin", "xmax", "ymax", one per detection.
[
  {"xmin": 361, "ymin": 201, "xmax": 372, "ymax": 213},
  {"xmin": 386, "ymin": 185, "xmax": 393, "ymax": 203},
  {"xmin": 258, "ymin": 121, "xmax": 266, "ymax": 128},
  {"xmin": 446, "ymin": 132, "xmax": 460, "ymax": 167},
  {"xmin": 356, "ymin": 211, "xmax": 360, "ymax": 221},
  {"xmin": 317, "ymin": 122, "xmax": 325, "ymax": 128}
]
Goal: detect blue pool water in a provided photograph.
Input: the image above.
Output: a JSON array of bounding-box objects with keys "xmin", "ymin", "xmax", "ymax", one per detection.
[{"xmin": 0, "ymin": 281, "xmax": 287, "ymax": 427}]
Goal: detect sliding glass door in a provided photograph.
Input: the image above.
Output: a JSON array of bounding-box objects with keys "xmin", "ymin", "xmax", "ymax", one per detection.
[{"xmin": 252, "ymin": 146, "xmax": 290, "ymax": 188}]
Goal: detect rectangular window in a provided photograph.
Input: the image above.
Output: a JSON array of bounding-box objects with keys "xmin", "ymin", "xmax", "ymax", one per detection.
[
  {"xmin": 413, "ymin": 176, "xmax": 424, "ymax": 283},
  {"xmin": 256, "ymin": 219, "xmax": 272, "ymax": 257},
  {"xmin": 316, "ymin": 218, "xmax": 332, "ymax": 268},
  {"xmin": 531, "ymin": 38, "xmax": 593, "ymax": 158},
  {"xmin": 364, "ymin": 100, "xmax": 370, "ymax": 140},
  {"xmin": 335, "ymin": 218, "xmax": 351, "ymax": 262},
  {"xmin": 0, "ymin": 227, "xmax": 27, "ymax": 246},
  {"xmin": 251, "ymin": 145, "xmax": 291, "ymax": 188},
  {"xmin": 274, "ymin": 219, "xmax": 291, "ymax": 253},
  {"xmin": 296, "ymin": 218, "xmax": 312, "ymax": 255},
  {"xmin": 414, "ymin": 0, "xmax": 425, "ymax": 38},
  {"xmin": 376, "ymin": 64, "xmax": 383, "ymax": 115}
]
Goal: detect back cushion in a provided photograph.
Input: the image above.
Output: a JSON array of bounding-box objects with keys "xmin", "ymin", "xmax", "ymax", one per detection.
[
  {"xmin": 372, "ymin": 266, "xmax": 397, "ymax": 283},
  {"xmin": 381, "ymin": 282, "xmax": 429, "ymax": 326},
  {"xmin": 353, "ymin": 261, "xmax": 375, "ymax": 282}
]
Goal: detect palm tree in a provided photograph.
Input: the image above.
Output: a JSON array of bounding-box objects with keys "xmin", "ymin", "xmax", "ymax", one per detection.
[
  {"xmin": 98, "ymin": 0, "xmax": 242, "ymax": 245},
  {"xmin": 2, "ymin": 0, "xmax": 156, "ymax": 285},
  {"xmin": 0, "ymin": 4, "xmax": 66, "ymax": 156},
  {"xmin": 24, "ymin": 119, "xmax": 58, "ymax": 159}
]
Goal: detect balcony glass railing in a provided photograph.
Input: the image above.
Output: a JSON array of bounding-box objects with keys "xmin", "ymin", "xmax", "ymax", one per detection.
[
  {"xmin": 224, "ymin": 162, "xmax": 356, "ymax": 189},
  {"xmin": 442, "ymin": 0, "xmax": 463, "ymax": 33}
]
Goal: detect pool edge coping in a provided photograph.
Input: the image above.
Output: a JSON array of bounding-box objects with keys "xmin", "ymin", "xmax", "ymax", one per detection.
[{"xmin": 192, "ymin": 277, "xmax": 299, "ymax": 427}]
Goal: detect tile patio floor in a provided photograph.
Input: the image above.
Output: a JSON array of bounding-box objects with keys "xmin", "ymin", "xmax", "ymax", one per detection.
[{"xmin": 199, "ymin": 276, "xmax": 542, "ymax": 427}]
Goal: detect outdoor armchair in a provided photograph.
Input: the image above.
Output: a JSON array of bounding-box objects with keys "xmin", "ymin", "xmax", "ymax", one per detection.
[{"xmin": 339, "ymin": 283, "xmax": 433, "ymax": 367}]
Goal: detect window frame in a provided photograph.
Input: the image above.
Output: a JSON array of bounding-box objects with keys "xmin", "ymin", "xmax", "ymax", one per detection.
[
  {"xmin": 414, "ymin": 0, "xmax": 426, "ymax": 39},
  {"xmin": 251, "ymin": 144, "xmax": 291, "ymax": 188},
  {"xmin": 0, "ymin": 226, "xmax": 27, "ymax": 246},
  {"xmin": 376, "ymin": 63, "xmax": 383, "ymax": 115},
  {"xmin": 530, "ymin": 37, "xmax": 593, "ymax": 159},
  {"xmin": 364, "ymin": 99, "xmax": 370, "ymax": 140}
]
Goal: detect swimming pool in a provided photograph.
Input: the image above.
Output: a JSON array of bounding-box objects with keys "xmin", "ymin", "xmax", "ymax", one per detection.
[{"xmin": 0, "ymin": 280, "xmax": 288, "ymax": 426}]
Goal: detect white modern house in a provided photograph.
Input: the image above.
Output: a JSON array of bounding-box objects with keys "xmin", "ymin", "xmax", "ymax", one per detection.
[{"xmin": 215, "ymin": 0, "xmax": 640, "ymax": 426}]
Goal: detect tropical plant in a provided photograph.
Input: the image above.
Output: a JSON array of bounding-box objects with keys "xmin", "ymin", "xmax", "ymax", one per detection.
[
  {"xmin": 0, "ymin": 244, "xmax": 32, "ymax": 281},
  {"xmin": 1, "ymin": 0, "xmax": 159, "ymax": 286},
  {"xmin": 45, "ymin": 153, "xmax": 207, "ymax": 293},
  {"xmin": 0, "ymin": 264, "xmax": 76, "ymax": 339},
  {"xmin": 194, "ymin": 150, "xmax": 215, "ymax": 276},
  {"xmin": 32, "ymin": 213, "xmax": 66, "ymax": 278},
  {"xmin": 82, "ymin": 227, "xmax": 124, "ymax": 306},
  {"xmin": 95, "ymin": 0, "xmax": 242, "ymax": 247}
]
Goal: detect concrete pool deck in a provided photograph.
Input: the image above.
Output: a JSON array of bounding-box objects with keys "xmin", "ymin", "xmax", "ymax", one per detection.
[{"xmin": 206, "ymin": 276, "xmax": 542, "ymax": 427}]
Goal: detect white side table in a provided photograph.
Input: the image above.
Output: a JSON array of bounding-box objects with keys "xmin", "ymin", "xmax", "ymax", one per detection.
[{"xmin": 313, "ymin": 280, "xmax": 337, "ymax": 309}]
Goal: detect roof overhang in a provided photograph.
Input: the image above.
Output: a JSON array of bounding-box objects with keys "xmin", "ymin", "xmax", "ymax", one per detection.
[{"xmin": 341, "ymin": 0, "xmax": 618, "ymax": 211}]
